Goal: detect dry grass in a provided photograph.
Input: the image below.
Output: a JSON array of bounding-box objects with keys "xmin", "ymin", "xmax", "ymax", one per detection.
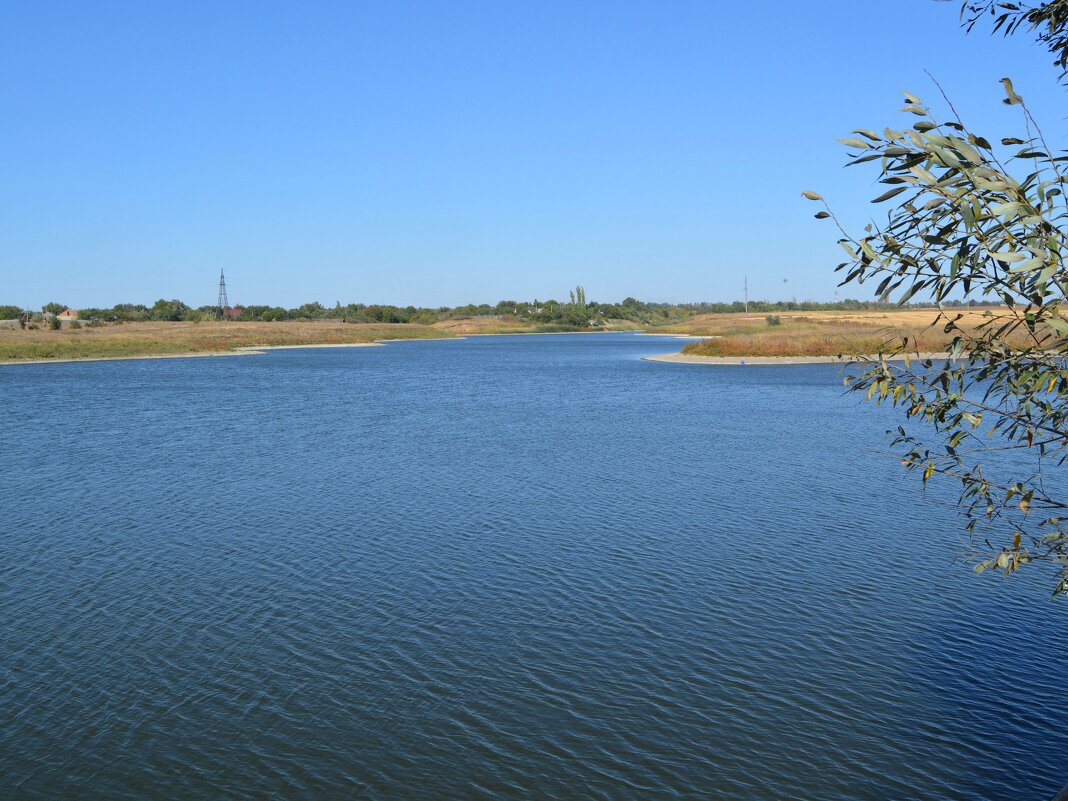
[
  {"xmin": 432, "ymin": 317, "xmax": 543, "ymax": 335},
  {"xmin": 0, "ymin": 321, "xmax": 454, "ymax": 362},
  {"xmin": 674, "ymin": 308, "xmax": 1031, "ymax": 358},
  {"xmin": 431, "ymin": 316, "xmax": 643, "ymax": 335}
]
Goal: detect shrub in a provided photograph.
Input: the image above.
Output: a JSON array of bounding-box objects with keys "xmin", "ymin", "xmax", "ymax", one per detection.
[
  {"xmin": 765, "ymin": 314, "xmax": 782, "ymax": 326},
  {"xmin": 69, "ymin": 320, "xmax": 81, "ymax": 329},
  {"xmin": 48, "ymin": 315, "xmax": 61, "ymax": 331}
]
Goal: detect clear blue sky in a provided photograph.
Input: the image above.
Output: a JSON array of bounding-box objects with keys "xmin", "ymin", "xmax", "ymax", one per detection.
[{"xmin": 2, "ymin": 0, "xmax": 1064, "ymax": 309}]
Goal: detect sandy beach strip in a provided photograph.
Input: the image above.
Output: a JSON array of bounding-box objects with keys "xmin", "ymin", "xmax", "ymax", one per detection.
[
  {"xmin": 0, "ymin": 350, "xmax": 269, "ymax": 367},
  {"xmin": 0, "ymin": 341, "xmax": 388, "ymax": 367},
  {"xmin": 633, "ymin": 333, "xmax": 716, "ymax": 339},
  {"xmin": 644, "ymin": 352, "xmax": 953, "ymax": 366},
  {"xmin": 239, "ymin": 342, "xmax": 384, "ymax": 351}
]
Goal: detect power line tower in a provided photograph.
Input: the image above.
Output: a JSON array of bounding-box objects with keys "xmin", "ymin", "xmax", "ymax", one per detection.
[{"xmin": 217, "ymin": 269, "xmax": 230, "ymax": 320}]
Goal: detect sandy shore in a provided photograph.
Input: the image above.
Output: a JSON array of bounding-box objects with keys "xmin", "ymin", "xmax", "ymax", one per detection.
[
  {"xmin": 644, "ymin": 352, "xmax": 953, "ymax": 366},
  {"xmin": 0, "ymin": 350, "xmax": 269, "ymax": 367},
  {"xmin": 0, "ymin": 341, "xmax": 386, "ymax": 367},
  {"xmin": 239, "ymin": 342, "xmax": 384, "ymax": 351},
  {"xmin": 633, "ymin": 333, "xmax": 716, "ymax": 339}
]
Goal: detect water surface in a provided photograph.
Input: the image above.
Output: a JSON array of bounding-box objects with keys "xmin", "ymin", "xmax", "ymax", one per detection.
[{"xmin": 2, "ymin": 334, "xmax": 1065, "ymax": 800}]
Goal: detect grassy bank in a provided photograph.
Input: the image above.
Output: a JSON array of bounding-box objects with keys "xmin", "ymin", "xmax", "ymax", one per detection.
[
  {"xmin": 671, "ymin": 309, "xmax": 1024, "ymax": 358},
  {"xmin": 1, "ymin": 310, "xmax": 1017, "ymax": 364},
  {"xmin": 431, "ymin": 316, "xmax": 644, "ymax": 335},
  {"xmin": 0, "ymin": 316, "xmax": 648, "ymax": 363},
  {"xmin": 0, "ymin": 321, "xmax": 457, "ymax": 362}
]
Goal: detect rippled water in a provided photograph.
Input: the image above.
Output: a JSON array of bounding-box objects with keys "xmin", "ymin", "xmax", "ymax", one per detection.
[{"xmin": 1, "ymin": 333, "xmax": 1066, "ymax": 800}]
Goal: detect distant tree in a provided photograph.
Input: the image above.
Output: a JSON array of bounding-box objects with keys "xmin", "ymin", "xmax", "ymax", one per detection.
[
  {"xmin": 808, "ymin": 0, "xmax": 1068, "ymax": 597},
  {"xmin": 0, "ymin": 305, "xmax": 23, "ymax": 320},
  {"xmin": 110, "ymin": 304, "xmax": 147, "ymax": 322},
  {"xmin": 42, "ymin": 302, "xmax": 66, "ymax": 315},
  {"xmin": 291, "ymin": 302, "xmax": 326, "ymax": 320},
  {"xmin": 147, "ymin": 299, "xmax": 190, "ymax": 321}
]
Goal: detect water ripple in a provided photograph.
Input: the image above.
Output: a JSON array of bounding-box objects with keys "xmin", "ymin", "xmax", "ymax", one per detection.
[{"xmin": 1, "ymin": 334, "xmax": 1066, "ymax": 800}]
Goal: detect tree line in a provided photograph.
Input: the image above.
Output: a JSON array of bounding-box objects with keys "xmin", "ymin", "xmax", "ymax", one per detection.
[{"xmin": 0, "ymin": 294, "xmax": 1001, "ymax": 326}]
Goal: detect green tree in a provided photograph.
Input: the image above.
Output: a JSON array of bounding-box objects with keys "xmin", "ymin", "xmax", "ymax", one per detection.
[
  {"xmin": 809, "ymin": 0, "xmax": 1068, "ymax": 597},
  {"xmin": 42, "ymin": 302, "xmax": 66, "ymax": 315},
  {"xmin": 147, "ymin": 298, "xmax": 190, "ymax": 321}
]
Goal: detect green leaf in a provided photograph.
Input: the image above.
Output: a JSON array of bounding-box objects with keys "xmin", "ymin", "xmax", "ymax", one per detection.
[
  {"xmin": 990, "ymin": 201, "xmax": 1026, "ymax": 217},
  {"xmin": 990, "ymin": 251, "xmax": 1027, "ymax": 263},
  {"xmin": 1008, "ymin": 257, "xmax": 1045, "ymax": 272},
  {"xmin": 1046, "ymin": 316, "xmax": 1068, "ymax": 336},
  {"xmin": 871, "ymin": 186, "xmax": 909, "ymax": 203}
]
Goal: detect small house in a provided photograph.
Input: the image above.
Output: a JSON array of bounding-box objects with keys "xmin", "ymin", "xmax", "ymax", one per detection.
[{"xmin": 58, "ymin": 309, "xmax": 79, "ymax": 320}]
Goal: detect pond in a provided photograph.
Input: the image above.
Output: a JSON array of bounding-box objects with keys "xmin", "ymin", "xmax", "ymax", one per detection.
[{"xmin": 2, "ymin": 333, "xmax": 1065, "ymax": 800}]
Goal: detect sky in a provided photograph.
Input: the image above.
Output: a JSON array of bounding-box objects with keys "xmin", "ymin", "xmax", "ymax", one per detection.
[{"xmin": 1, "ymin": 1, "xmax": 1065, "ymax": 309}]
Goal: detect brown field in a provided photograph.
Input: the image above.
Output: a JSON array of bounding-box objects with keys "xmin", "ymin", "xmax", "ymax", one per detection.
[
  {"xmin": 0, "ymin": 320, "xmax": 455, "ymax": 363},
  {"xmin": 666, "ymin": 308, "xmax": 1033, "ymax": 358},
  {"xmin": 431, "ymin": 316, "xmax": 544, "ymax": 335},
  {"xmin": 431, "ymin": 316, "xmax": 643, "ymax": 335}
]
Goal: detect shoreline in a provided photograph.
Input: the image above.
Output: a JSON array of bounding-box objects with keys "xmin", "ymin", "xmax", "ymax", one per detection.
[
  {"xmin": 632, "ymin": 333, "xmax": 714, "ymax": 339},
  {"xmin": 0, "ymin": 332, "xmax": 952, "ymax": 368},
  {"xmin": 0, "ymin": 330, "xmax": 655, "ymax": 366},
  {"xmin": 238, "ymin": 342, "xmax": 385, "ymax": 351},
  {"xmin": 644, "ymin": 352, "xmax": 954, "ymax": 366},
  {"xmin": 0, "ymin": 341, "xmax": 386, "ymax": 367}
]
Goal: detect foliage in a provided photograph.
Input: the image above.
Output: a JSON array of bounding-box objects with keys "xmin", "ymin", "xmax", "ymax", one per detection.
[
  {"xmin": 0, "ymin": 305, "xmax": 24, "ymax": 320},
  {"xmin": 5, "ymin": 293, "xmax": 1002, "ymax": 331},
  {"xmin": 42, "ymin": 302, "xmax": 66, "ymax": 316},
  {"xmin": 765, "ymin": 314, "xmax": 782, "ymax": 326},
  {"xmin": 807, "ymin": 2, "xmax": 1068, "ymax": 597},
  {"xmin": 962, "ymin": 1, "xmax": 1068, "ymax": 77},
  {"xmin": 148, "ymin": 298, "xmax": 190, "ymax": 321},
  {"xmin": 48, "ymin": 314, "xmax": 62, "ymax": 330}
]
